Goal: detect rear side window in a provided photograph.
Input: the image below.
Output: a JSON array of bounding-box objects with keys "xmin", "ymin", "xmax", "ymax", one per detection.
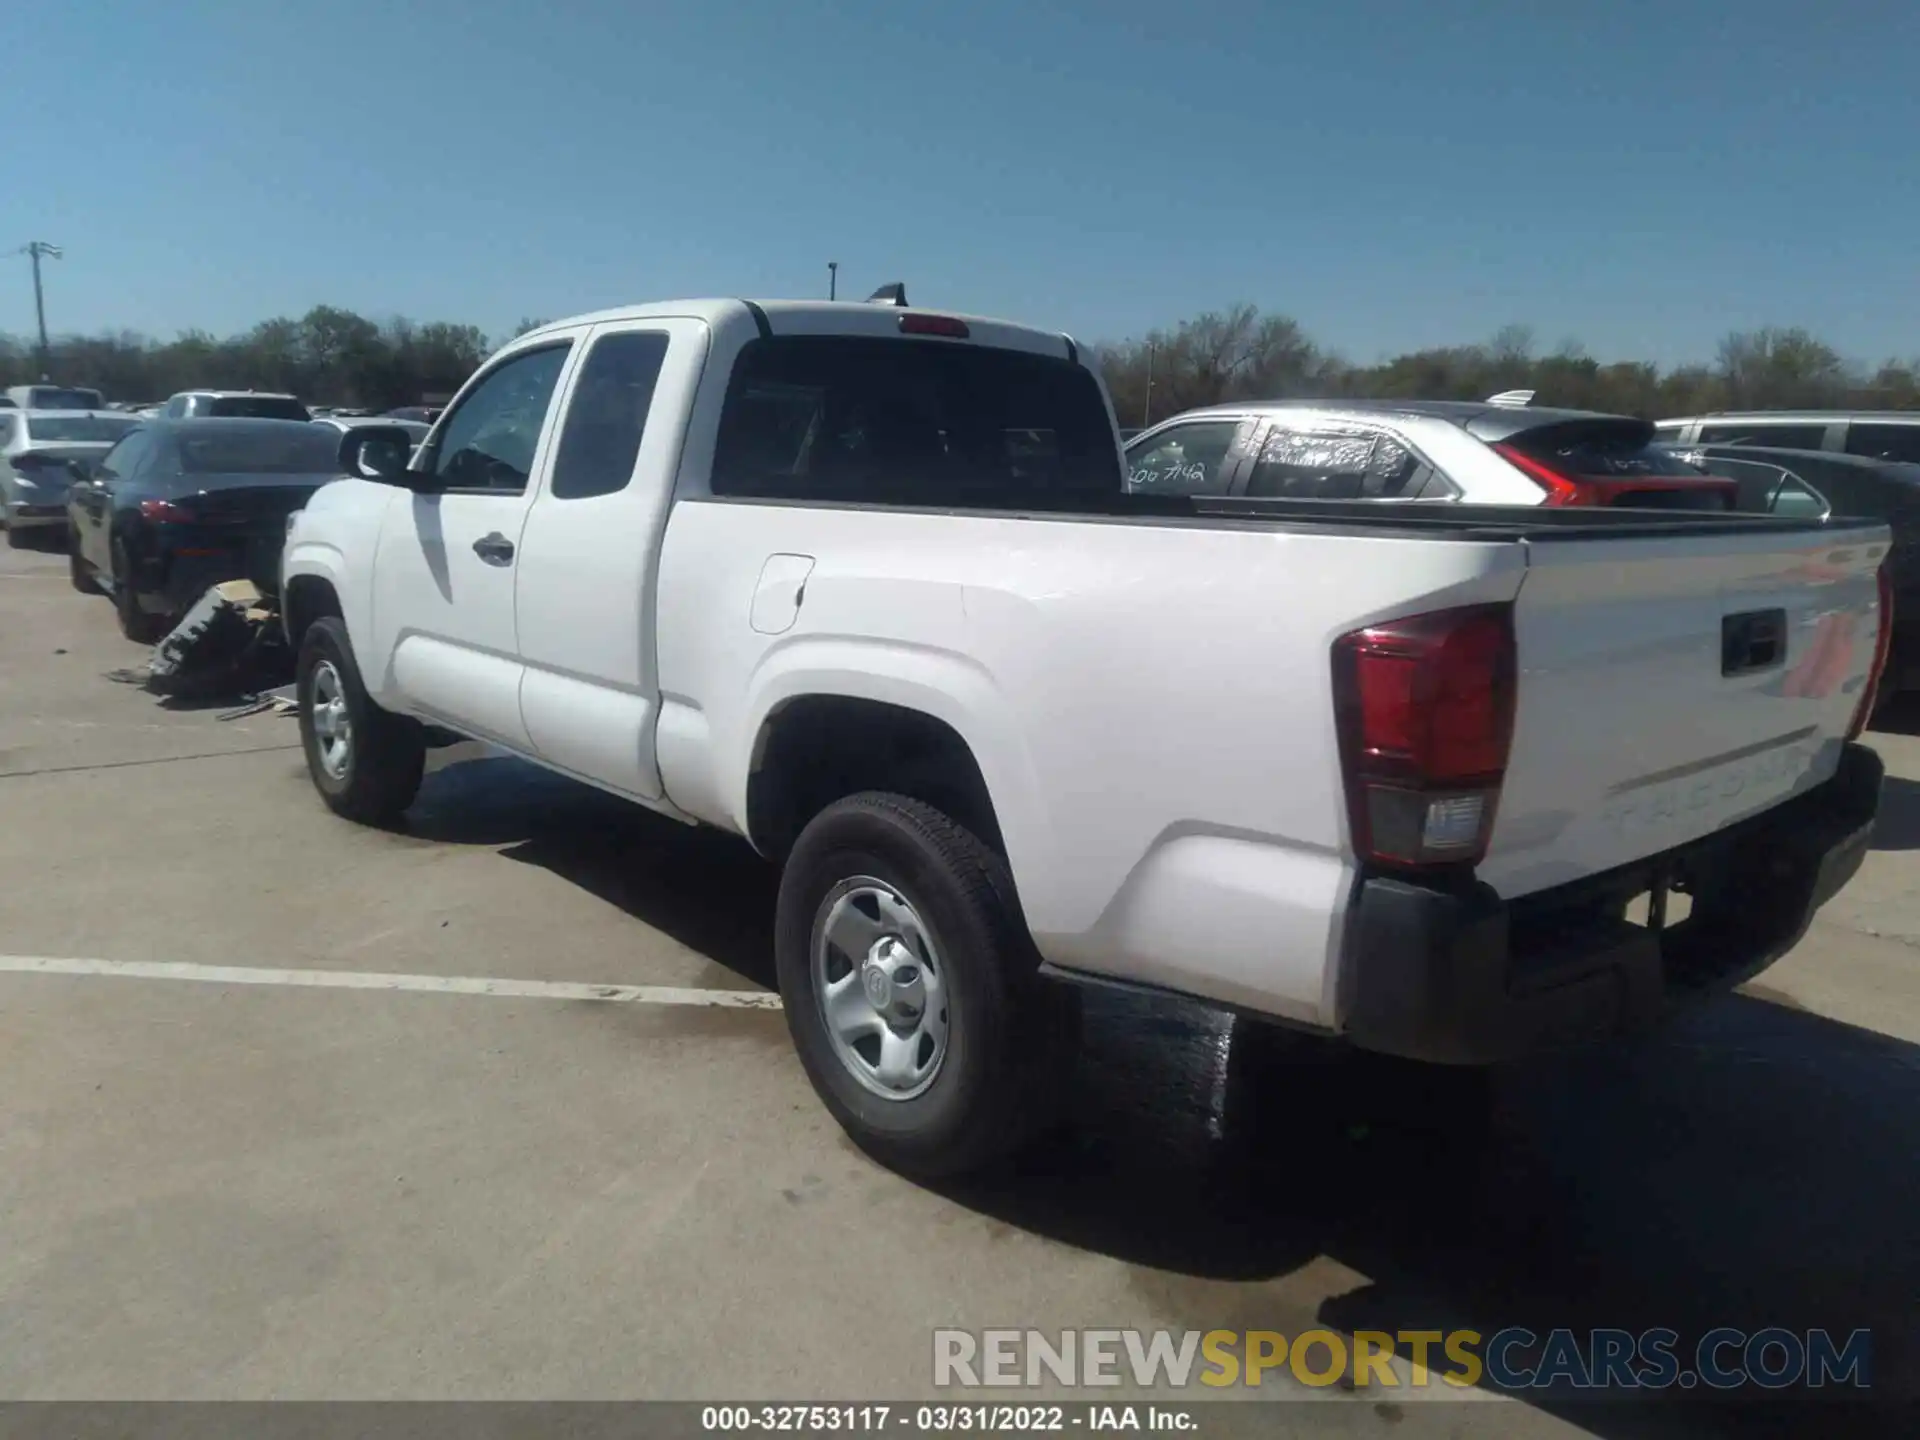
[
  {"xmin": 100, "ymin": 430, "xmax": 153, "ymax": 481},
  {"xmin": 548, "ymin": 331, "xmax": 670, "ymax": 500},
  {"xmin": 1244, "ymin": 425, "xmax": 1436, "ymax": 500},
  {"xmin": 1843, "ymin": 423, "xmax": 1920, "ymax": 465},
  {"xmin": 1246, "ymin": 428, "xmax": 1374, "ymax": 499},
  {"xmin": 207, "ymin": 395, "xmax": 311, "ymax": 422},
  {"xmin": 1696, "ymin": 422, "xmax": 1828, "ymax": 449},
  {"xmin": 1696, "ymin": 455, "xmax": 1830, "ymax": 516},
  {"xmin": 711, "ymin": 337, "xmax": 1121, "ymax": 507}
]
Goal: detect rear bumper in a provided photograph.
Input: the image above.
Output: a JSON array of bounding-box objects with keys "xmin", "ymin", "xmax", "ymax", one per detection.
[
  {"xmin": 4, "ymin": 501, "xmax": 67, "ymax": 528},
  {"xmin": 1339, "ymin": 742, "xmax": 1883, "ymax": 1065},
  {"xmin": 129, "ymin": 537, "xmax": 281, "ymax": 618}
]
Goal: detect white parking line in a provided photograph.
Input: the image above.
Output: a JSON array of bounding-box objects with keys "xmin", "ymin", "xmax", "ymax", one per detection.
[{"xmin": 0, "ymin": 955, "xmax": 783, "ymax": 1008}]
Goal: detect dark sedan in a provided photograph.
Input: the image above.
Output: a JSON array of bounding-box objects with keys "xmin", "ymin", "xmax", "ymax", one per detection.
[
  {"xmin": 67, "ymin": 419, "xmax": 347, "ymax": 642},
  {"xmin": 1670, "ymin": 442, "xmax": 1920, "ymax": 697}
]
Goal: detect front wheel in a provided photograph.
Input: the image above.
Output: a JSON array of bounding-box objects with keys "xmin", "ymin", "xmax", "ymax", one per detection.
[
  {"xmin": 774, "ymin": 792, "xmax": 1078, "ymax": 1178},
  {"xmin": 296, "ymin": 615, "xmax": 425, "ymax": 825},
  {"xmin": 5, "ymin": 523, "xmax": 28, "ymax": 550}
]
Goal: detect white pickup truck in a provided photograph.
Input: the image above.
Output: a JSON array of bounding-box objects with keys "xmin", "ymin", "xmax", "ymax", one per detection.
[{"xmin": 282, "ymin": 296, "xmax": 1891, "ymax": 1177}]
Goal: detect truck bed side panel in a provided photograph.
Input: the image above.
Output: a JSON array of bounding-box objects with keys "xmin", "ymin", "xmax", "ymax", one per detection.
[{"xmin": 654, "ymin": 499, "xmax": 1527, "ymax": 1024}]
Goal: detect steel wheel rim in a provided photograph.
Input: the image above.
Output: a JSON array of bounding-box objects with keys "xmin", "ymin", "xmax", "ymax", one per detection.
[
  {"xmin": 310, "ymin": 660, "xmax": 353, "ymax": 780},
  {"xmin": 811, "ymin": 876, "xmax": 950, "ymax": 1101}
]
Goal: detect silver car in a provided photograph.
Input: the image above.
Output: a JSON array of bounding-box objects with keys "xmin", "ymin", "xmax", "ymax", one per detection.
[{"xmin": 0, "ymin": 409, "xmax": 142, "ymax": 548}]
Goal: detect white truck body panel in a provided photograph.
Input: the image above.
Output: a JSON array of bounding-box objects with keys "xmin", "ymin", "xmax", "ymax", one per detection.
[
  {"xmin": 1484, "ymin": 526, "xmax": 1886, "ymax": 897},
  {"xmin": 283, "ymin": 296, "xmax": 1891, "ymax": 1039}
]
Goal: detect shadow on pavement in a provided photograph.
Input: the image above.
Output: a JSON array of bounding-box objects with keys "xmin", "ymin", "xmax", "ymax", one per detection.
[
  {"xmin": 935, "ymin": 992, "xmax": 1918, "ymax": 1436},
  {"xmin": 401, "ymin": 751, "xmax": 1916, "ymax": 1435},
  {"xmin": 402, "ymin": 751, "xmax": 778, "ymax": 989}
]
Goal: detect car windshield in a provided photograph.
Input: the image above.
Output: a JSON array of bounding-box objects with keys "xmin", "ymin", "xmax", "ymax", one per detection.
[
  {"xmin": 178, "ymin": 427, "xmax": 341, "ymax": 474},
  {"xmin": 27, "ymin": 415, "xmax": 139, "ymax": 442}
]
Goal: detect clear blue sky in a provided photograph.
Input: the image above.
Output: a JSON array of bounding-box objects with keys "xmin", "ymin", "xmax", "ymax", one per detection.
[{"xmin": 10, "ymin": 0, "xmax": 1919, "ymax": 366}]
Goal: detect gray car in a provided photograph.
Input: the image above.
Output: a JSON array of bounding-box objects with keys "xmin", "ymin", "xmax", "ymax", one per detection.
[{"xmin": 0, "ymin": 409, "xmax": 142, "ymax": 548}]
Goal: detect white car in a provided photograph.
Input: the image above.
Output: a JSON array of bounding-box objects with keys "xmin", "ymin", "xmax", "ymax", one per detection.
[
  {"xmin": 0, "ymin": 408, "xmax": 141, "ymax": 547},
  {"xmin": 282, "ymin": 296, "xmax": 1891, "ymax": 1177},
  {"xmin": 1126, "ymin": 397, "xmax": 1738, "ymax": 508}
]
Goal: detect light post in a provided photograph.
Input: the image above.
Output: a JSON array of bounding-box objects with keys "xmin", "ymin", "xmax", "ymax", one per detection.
[{"xmin": 16, "ymin": 240, "xmax": 62, "ymax": 377}]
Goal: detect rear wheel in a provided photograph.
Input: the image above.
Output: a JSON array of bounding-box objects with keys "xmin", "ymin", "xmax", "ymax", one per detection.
[
  {"xmin": 5, "ymin": 523, "xmax": 27, "ymax": 550},
  {"xmin": 774, "ymin": 792, "xmax": 1078, "ymax": 1178},
  {"xmin": 296, "ymin": 616, "xmax": 425, "ymax": 825},
  {"xmin": 111, "ymin": 538, "xmax": 165, "ymax": 642}
]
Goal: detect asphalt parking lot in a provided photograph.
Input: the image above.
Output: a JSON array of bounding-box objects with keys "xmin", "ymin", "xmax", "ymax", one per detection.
[{"xmin": 1, "ymin": 535, "xmax": 1916, "ymax": 1433}]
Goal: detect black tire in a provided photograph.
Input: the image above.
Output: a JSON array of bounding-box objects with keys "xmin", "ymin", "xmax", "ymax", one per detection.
[
  {"xmin": 775, "ymin": 792, "xmax": 1078, "ymax": 1179},
  {"xmin": 296, "ymin": 615, "xmax": 426, "ymax": 825},
  {"xmin": 111, "ymin": 538, "xmax": 165, "ymax": 643},
  {"xmin": 68, "ymin": 529, "xmax": 98, "ymax": 593},
  {"xmin": 5, "ymin": 523, "xmax": 27, "ymax": 550}
]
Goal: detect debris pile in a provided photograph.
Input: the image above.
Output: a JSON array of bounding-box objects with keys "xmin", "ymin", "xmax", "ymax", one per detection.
[{"xmin": 122, "ymin": 580, "xmax": 296, "ymax": 706}]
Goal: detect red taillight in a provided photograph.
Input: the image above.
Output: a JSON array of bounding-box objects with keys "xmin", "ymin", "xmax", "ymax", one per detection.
[
  {"xmin": 139, "ymin": 498, "xmax": 196, "ymax": 522},
  {"xmin": 1493, "ymin": 443, "xmax": 1586, "ymax": 506},
  {"xmin": 897, "ymin": 313, "xmax": 971, "ymax": 339},
  {"xmin": 1493, "ymin": 443, "xmax": 1736, "ymax": 510},
  {"xmin": 1332, "ymin": 604, "xmax": 1517, "ymax": 867},
  {"xmin": 1847, "ymin": 564, "xmax": 1896, "ymax": 740}
]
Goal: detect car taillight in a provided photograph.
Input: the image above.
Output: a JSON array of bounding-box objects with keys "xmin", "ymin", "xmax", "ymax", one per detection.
[
  {"xmin": 139, "ymin": 498, "xmax": 196, "ymax": 522},
  {"xmin": 1493, "ymin": 443, "xmax": 1737, "ymax": 509},
  {"xmin": 1331, "ymin": 603, "xmax": 1517, "ymax": 868},
  {"xmin": 1492, "ymin": 443, "xmax": 1586, "ymax": 506},
  {"xmin": 1847, "ymin": 564, "xmax": 1896, "ymax": 741}
]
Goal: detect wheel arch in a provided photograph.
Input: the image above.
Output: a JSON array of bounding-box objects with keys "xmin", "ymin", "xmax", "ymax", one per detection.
[{"xmin": 735, "ymin": 655, "xmax": 1049, "ymax": 895}]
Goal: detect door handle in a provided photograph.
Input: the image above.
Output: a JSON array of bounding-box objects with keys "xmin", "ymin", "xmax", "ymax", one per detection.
[{"xmin": 472, "ymin": 532, "xmax": 514, "ymax": 565}]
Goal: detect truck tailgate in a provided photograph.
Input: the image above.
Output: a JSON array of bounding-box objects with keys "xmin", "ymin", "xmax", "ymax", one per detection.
[{"xmin": 1478, "ymin": 521, "xmax": 1890, "ymax": 898}]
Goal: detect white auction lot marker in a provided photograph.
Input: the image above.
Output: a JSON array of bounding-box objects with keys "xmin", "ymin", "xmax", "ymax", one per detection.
[{"xmin": 0, "ymin": 954, "xmax": 783, "ymax": 1008}]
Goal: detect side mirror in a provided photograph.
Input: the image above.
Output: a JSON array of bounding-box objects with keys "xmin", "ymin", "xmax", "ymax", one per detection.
[
  {"xmin": 64, "ymin": 457, "xmax": 97, "ymax": 484},
  {"xmin": 339, "ymin": 425, "xmax": 434, "ymax": 490}
]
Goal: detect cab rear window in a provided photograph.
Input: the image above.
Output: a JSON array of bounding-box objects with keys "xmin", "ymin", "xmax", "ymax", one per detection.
[{"xmin": 712, "ymin": 336, "xmax": 1121, "ymax": 508}]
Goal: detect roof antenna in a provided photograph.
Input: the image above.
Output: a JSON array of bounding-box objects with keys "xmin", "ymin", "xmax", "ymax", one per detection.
[
  {"xmin": 1486, "ymin": 389, "xmax": 1535, "ymax": 408},
  {"xmin": 866, "ymin": 282, "xmax": 908, "ymax": 307}
]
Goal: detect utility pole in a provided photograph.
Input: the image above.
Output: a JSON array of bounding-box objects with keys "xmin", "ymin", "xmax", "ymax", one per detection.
[
  {"xmin": 16, "ymin": 241, "xmax": 62, "ymax": 378},
  {"xmin": 828, "ymin": 261, "xmax": 838, "ymax": 301},
  {"xmin": 1142, "ymin": 342, "xmax": 1155, "ymax": 428}
]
